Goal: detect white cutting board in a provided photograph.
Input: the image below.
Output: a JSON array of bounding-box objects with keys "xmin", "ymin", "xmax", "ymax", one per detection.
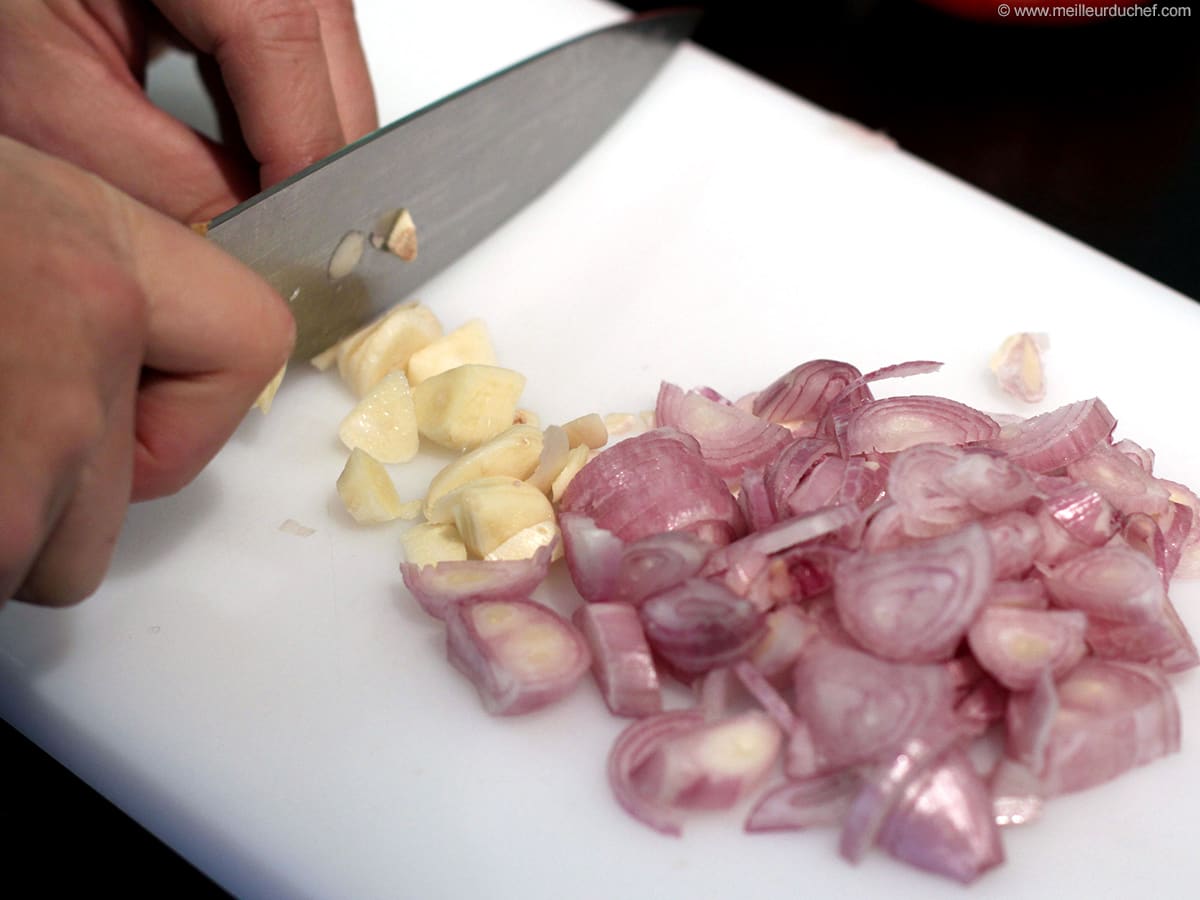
[{"xmin": 3, "ymin": 1, "xmax": 1198, "ymax": 897}]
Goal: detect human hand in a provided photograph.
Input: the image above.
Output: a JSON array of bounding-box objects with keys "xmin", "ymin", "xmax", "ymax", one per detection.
[
  {"xmin": 0, "ymin": 136, "xmax": 295, "ymax": 606},
  {"xmin": 0, "ymin": 0, "xmax": 378, "ymax": 223}
]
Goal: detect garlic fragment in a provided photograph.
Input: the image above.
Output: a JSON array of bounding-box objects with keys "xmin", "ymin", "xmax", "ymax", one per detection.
[
  {"xmin": 337, "ymin": 448, "xmax": 406, "ymax": 523},
  {"xmin": 338, "ymin": 370, "xmax": 420, "ymax": 464},
  {"xmin": 382, "ymin": 208, "xmax": 418, "ymax": 261},
  {"xmin": 400, "ymin": 522, "xmax": 469, "ymax": 565},
  {"xmin": 424, "ymin": 424, "xmax": 544, "ymax": 518},
  {"xmin": 451, "ymin": 478, "xmax": 556, "ymax": 558},
  {"xmin": 328, "ymin": 230, "xmax": 366, "ymax": 280},
  {"xmin": 405, "ymin": 318, "xmax": 496, "ymax": 385},
  {"xmin": 338, "ymin": 302, "xmax": 443, "ymax": 397},
  {"xmin": 990, "ymin": 333, "xmax": 1049, "ymax": 403},
  {"xmin": 412, "ymin": 364, "xmax": 526, "ymax": 451},
  {"xmin": 253, "ymin": 362, "xmax": 287, "ymax": 414}
]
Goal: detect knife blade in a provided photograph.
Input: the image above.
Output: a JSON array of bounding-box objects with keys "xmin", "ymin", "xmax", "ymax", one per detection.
[{"xmin": 206, "ymin": 10, "xmax": 698, "ymax": 362}]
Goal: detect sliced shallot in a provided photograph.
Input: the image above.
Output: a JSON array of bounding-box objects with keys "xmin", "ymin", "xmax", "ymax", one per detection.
[
  {"xmin": 985, "ymin": 397, "xmax": 1116, "ymax": 473},
  {"xmin": 875, "ymin": 748, "xmax": 1004, "ymax": 884},
  {"xmin": 1006, "ymin": 658, "xmax": 1181, "ymax": 795},
  {"xmin": 792, "ymin": 641, "xmax": 955, "ymax": 771},
  {"xmin": 966, "ymin": 605, "xmax": 1087, "ymax": 691},
  {"xmin": 834, "ymin": 523, "xmax": 995, "ymax": 662},
  {"xmin": 445, "ymin": 597, "xmax": 591, "ymax": 715},
  {"xmin": 656, "ymin": 382, "xmax": 794, "ymax": 483},
  {"xmin": 640, "ymin": 578, "xmax": 766, "ymax": 678},
  {"xmin": 574, "ymin": 602, "xmax": 662, "ymax": 717},
  {"xmin": 842, "ymin": 396, "xmax": 1000, "ymax": 456},
  {"xmin": 559, "ymin": 428, "xmax": 745, "ymax": 544},
  {"xmin": 401, "ymin": 545, "xmax": 553, "ymax": 621},
  {"xmin": 744, "ymin": 771, "xmax": 862, "ymax": 832}
]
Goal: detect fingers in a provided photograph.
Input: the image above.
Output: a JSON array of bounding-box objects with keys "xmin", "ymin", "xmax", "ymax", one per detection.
[
  {"xmin": 0, "ymin": 138, "xmax": 292, "ymax": 605},
  {"xmin": 0, "ymin": 3, "xmax": 254, "ymax": 223},
  {"xmin": 153, "ymin": 0, "xmax": 350, "ymax": 187},
  {"xmin": 311, "ymin": 0, "xmax": 380, "ymax": 141},
  {"xmin": 0, "ymin": 138, "xmax": 147, "ymax": 605},
  {"xmin": 120, "ymin": 194, "xmax": 296, "ymax": 500}
]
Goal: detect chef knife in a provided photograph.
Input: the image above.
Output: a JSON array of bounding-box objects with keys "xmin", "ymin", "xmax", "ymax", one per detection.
[{"xmin": 205, "ymin": 10, "xmax": 699, "ymax": 362}]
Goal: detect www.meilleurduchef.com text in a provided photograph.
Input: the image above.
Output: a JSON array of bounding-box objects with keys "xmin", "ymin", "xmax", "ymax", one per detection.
[{"xmin": 997, "ymin": 3, "xmax": 1192, "ymax": 16}]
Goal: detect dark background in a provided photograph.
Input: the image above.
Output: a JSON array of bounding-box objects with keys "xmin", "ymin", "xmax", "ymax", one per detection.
[{"xmin": 5, "ymin": 0, "xmax": 1199, "ymax": 894}]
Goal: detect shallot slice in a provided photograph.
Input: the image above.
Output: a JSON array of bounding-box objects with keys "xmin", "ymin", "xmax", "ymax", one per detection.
[
  {"xmin": 792, "ymin": 641, "xmax": 955, "ymax": 771},
  {"xmin": 1067, "ymin": 443, "xmax": 1171, "ymax": 517},
  {"xmin": 981, "ymin": 511, "xmax": 1043, "ymax": 579},
  {"xmin": 733, "ymin": 660, "xmax": 797, "ymax": 732},
  {"xmin": 966, "ymin": 606, "xmax": 1087, "ymax": 691},
  {"xmin": 753, "ymin": 359, "xmax": 870, "ymax": 425},
  {"xmin": 762, "ymin": 437, "xmax": 838, "ymax": 516},
  {"xmin": 744, "ymin": 771, "xmax": 862, "ymax": 832},
  {"xmin": 558, "ymin": 512, "xmax": 624, "ymax": 603},
  {"xmin": 630, "ymin": 711, "xmax": 783, "ymax": 813},
  {"xmin": 834, "ymin": 522, "xmax": 995, "ymax": 662},
  {"xmin": 985, "ymin": 397, "xmax": 1116, "ymax": 473},
  {"xmin": 608, "ymin": 710, "xmax": 707, "ymax": 835},
  {"xmin": 613, "ymin": 531, "xmax": 712, "ymax": 607},
  {"xmin": 1043, "ymin": 545, "xmax": 1165, "ymax": 624},
  {"xmin": 875, "ymin": 748, "xmax": 1005, "ymax": 884},
  {"xmin": 1084, "ymin": 598, "xmax": 1199, "ymax": 673},
  {"xmin": 656, "ymin": 382, "xmax": 794, "ymax": 483},
  {"xmin": 401, "ymin": 546, "xmax": 553, "ymax": 621},
  {"xmin": 1006, "ymin": 658, "xmax": 1181, "ymax": 795},
  {"xmin": 445, "ymin": 597, "xmax": 591, "ymax": 715},
  {"xmin": 639, "ymin": 578, "xmax": 766, "ymax": 678},
  {"xmin": 573, "ymin": 602, "xmax": 662, "ymax": 717},
  {"xmin": 839, "ymin": 729, "xmax": 966, "ymax": 864},
  {"xmin": 843, "ymin": 396, "xmax": 1000, "ymax": 456},
  {"xmin": 560, "ymin": 427, "xmax": 745, "ymax": 543}
]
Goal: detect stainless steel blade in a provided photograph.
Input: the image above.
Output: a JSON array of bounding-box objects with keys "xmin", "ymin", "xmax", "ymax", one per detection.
[{"xmin": 207, "ymin": 10, "xmax": 698, "ymax": 361}]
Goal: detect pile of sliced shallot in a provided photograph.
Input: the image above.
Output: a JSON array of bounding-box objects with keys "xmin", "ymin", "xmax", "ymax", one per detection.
[{"xmin": 401, "ymin": 357, "xmax": 1200, "ymax": 884}]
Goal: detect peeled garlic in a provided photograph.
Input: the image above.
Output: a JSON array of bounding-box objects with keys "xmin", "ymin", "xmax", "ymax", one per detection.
[
  {"xmin": 338, "ymin": 370, "xmax": 420, "ymax": 464},
  {"xmin": 412, "ymin": 364, "xmax": 526, "ymax": 451},
  {"xmin": 337, "ymin": 448, "xmax": 405, "ymax": 523}
]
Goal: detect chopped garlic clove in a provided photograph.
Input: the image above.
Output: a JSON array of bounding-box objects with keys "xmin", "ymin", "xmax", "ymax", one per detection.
[
  {"xmin": 328, "ymin": 230, "xmax": 366, "ymax": 280},
  {"xmin": 400, "ymin": 522, "xmax": 469, "ymax": 566},
  {"xmin": 562, "ymin": 413, "xmax": 608, "ymax": 450},
  {"xmin": 412, "ymin": 364, "xmax": 526, "ymax": 451},
  {"xmin": 382, "ymin": 208, "xmax": 418, "ymax": 261},
  {"xmin": 253, "ymin": 362, "xmax": 287, "ymax": 414},
  {"xmin": 424, "ymin": 424, "xmax": 544, "ymax": 519},
  {"xmin": 337, "ymin": 448, "xmax": 405, "ymax": 523},
  {"xmin": 451, "ymin": 478, "xmax": 556, "ymax": 558},
  {"xmin": 527, "ymin": 425, "xmax": 571, "ymax": 495},
  {"xmin": 338, "ymin": 302, "xmax": 443, "ymax": 397},
  {"xmin": 484, "ymin": 520, "xmax": 561, "ymax": 562},
  {"xmin": 338, "ymin": 370, "xmax": 420, "ymax": 464},
  {"xmin": 405, "ymin": 318, "xmax": 497, "ymax": 385},
  {"xmin": 990, "ymin": 333, "xmax": 1049, "ymax": 403},
  {"xmin": 551, "ymin": 444, "xmax": 591, "ymax": 503}
]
